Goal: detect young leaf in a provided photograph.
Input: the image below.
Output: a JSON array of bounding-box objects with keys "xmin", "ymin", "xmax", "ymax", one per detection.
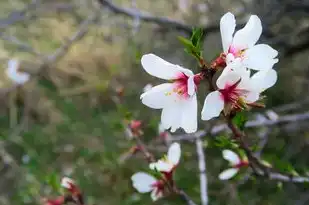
[
  {"xmin": 191, "ymin": 28, "xmax": 203, "ymax": 48},
  {"xmin": 232, "ymin": 111, "xmax": 248, "ymax": 131}
]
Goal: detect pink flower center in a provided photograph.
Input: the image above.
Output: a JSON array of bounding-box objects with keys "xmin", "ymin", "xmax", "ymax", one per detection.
[
  {"xmin": 169, "ymin": 72, "xmax": 200, "ymax": 99},
  {"xmin": 151, "ymin": 180, "xmax": 165, "ymax": 196},
  {"xmin": 233, "ymin": 160, "xmax": 249, "ymax": 169},
  {"xmin": 219, "ymin": 79, "xmax": 248, "ymax": 108},
  {"xmin": 228, "ymin": 46, "xmax": 245, "ymax": 59}
]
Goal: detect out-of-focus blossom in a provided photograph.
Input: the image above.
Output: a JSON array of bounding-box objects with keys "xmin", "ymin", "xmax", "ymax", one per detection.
[
  {"xmin": 131, "ymin": 172, "xmax": 164, "ymax": 201},
  {"xmin": 149, "ymin": 142, "xmax": 181, "ymax": 173},
  {"xmin": 6, "ymin": 59, "xmax": 30, "ymax": 85},
  {"xmin": 219, "ymin": 149, "xmax": 248, "ymax": 180}
]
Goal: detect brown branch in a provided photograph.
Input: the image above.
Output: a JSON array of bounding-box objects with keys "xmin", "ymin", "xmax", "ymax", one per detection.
[
  {"xmin": 172, "ymin": 111, "xmax": 309, "ymax": 141},
  {"xmin": 97, "ymin": 0, "xmax": 219, "ymax": 34},
  {"xmin": 226, "ymin": 116, "xmax": 309, "ymax": 183}
]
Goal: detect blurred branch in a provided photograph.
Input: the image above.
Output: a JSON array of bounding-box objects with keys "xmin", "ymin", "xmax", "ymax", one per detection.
[
  {"xmin": 172, "ymin": 111, "xmax": 309, "ymax": 141},
  {"xmin": 195, "ymin": 137, "xmax": 208, "ymax": 205},
  {"xmin": 97, "ymin": 0, "xmax": 219, "ymax": 34},
  {"xmin": 226, "ymin": 118, "xmax": 309, "ymax": 183}
]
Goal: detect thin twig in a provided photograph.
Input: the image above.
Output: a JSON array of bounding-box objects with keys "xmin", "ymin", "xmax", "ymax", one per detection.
[
  {"xmin": 97, "ymin": 0, "xmax": 219, "ymax": 34},
  {"xmin": 195, "ymin": 137, "xmax": 208, "ymax": 205},
  {"xmin": 172, "ymin": 111, "xmax": 309, "ymax": 141}
]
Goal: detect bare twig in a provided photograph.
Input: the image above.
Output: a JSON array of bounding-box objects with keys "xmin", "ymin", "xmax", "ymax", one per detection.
[
  {"xmin": 97, "ymin": 0, "xmax": 219, "ymax": 34},
  {"xmin": 195, "ymin": 137, "xmax": 208, "ymax": 205},
  {"xmin": 172, "ymin": 111, "xmax": 309, "ymax": 141}
]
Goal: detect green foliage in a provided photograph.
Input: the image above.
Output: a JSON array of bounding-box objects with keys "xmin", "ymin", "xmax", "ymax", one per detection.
[
  {"xmin": 232, "ymin": 111, "xmax": 248, "ymax": 131},
  {"xmin": 178, "ymin": 28, "xmax": 204, "ymax": 60}
]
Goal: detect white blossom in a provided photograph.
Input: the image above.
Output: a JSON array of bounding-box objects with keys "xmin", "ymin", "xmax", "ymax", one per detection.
[
  {"xmin": 219, "ymin": 150, "xmax": 243, "ymax": 180},
  {"xmin": 220, "ymin": 12, "xmax": 278, "ymax": 71},
  {"xmin": 140, "ymin": 54, "xmax": 198, "ymax": 133},
  {"xmin": 61, "ymin": 177, "xmax": 75, "ymax": 189},
  {"xmin": 149, "ymin": 142, "xmax": 181, "ymax": 173},
  {"xmin": 201, "ymin": 61, "xmax": 277, "ymax": 121},
  {"xmin": 6, "ymin": 59, "xmax": 30, "ymax": 85},
  {"xmin": 131, "ymin": 172, "xmax": 163, "ymax": 201}
]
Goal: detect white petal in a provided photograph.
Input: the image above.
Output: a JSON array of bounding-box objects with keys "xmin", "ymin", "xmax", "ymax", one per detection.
[
  {"xmin": 140, "ymin": 83, "xmax": 174, "ymax": 109},
  {"xmin": 243, "ymin": 44, "xmax": 279, "ymax": 71},
  {"xmin": 220, "ymin": 12, "xmax": 236, "ymax": 53},
  {"xmin": 167, "ymin": 142, "xmax": 181, "ymax": 165},
  {"xmin": 250, "ymin": 69, "xmax": 277, "ymax": 92},
  {"xmin": 232, "ymin": 15, "xmax": 262, "ymax": 49},
  {"xmin": 141, "ymin": 54, "xmax": 193, "ymax": 80},
  {"xmin": 143, "ymin": 84, "xmax": 153, "ymax": 92},
  {"xmin": 181, "ymin": 94, "xmax": 197, "ymax": 133},
  {"xmin": 158, "ymin": 122, "xmax": 166, "ymax": 134},
  {"xmin": 161, "ymin": 101, "xmax": 182, "ymax": 132},
  {"xmin": 151, "ymin": 188, "xmax": 163, "ymax": 201},
  {"xmin": 219, "ymin": 168, "xmax": 239, "ymax": 180},
  {"xmin": 131, "ymin": 172, "xmax": 157, "ymax": 193},
  {"xmin": 149, "ymin": 160, "xmax": 173, "ymax": 172},
  {"xmin": 61, "ymin": 177, "xmax": 75, "ymax": 189},
  {"xmin": 222, "ymin": 149, "xmax": 240, "ymax": 165},
  {"xmin": 216, "ymin": 69, "xmax": 244, "ymax": 90},
  {"xmin": 243, "ymin": 91, "xmax": 260, "ymax": 103},
  {"xmin": 6, "ymin": 59, "xmax": 30, "ymax": 85},
  {"xmin": 218, "ymin": 59, "xmax": 249, "ymax": 82},
  {"xmin": 187, "ymin": 76, "xmax": 195, "ymax": 96},
  {"xmin": 201, "ymin": 91, "xmax": 224, "ymax": 121}
]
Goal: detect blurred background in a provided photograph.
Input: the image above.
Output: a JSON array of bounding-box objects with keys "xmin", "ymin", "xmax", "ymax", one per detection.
[{"xmin": 1, "ymin": 0, "xmax": 309, "ymax": 204}]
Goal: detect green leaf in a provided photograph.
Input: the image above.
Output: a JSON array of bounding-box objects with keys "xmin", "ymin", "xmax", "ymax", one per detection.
[
  {"xmin": 45, "ymin": 172, "xmax": 61, "ymax": 192},
  {"xmin": 232, "ymin": 111, "xmax": 248, "ymax": 131},
  {"xmin": 178, "ymin": 36, "xmax": 194, "ymax": 49},
  {"xmin": 191, "ymin": 28, "xmax": 203, "ymax": 48}
]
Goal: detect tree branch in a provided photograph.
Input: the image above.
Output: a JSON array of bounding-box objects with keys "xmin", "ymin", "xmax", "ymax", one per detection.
[{"xmin": 195, "ymin": 137, "xmax": 208, "ymax": 205}]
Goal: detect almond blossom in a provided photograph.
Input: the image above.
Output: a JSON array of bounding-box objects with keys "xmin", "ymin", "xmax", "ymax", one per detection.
[
  {"xmin": 149, "ymin": 142, "xmax": 181, "ymax": 173},
  {"xmin": 140, "ymin": 54, "xmax": 199, "ymax": 133},
  {"xmin": 131, "ymin": 172, "xmax": 164, "ymax": 201},
  {"xmin": 6, "ymin": 59, "xmax": 30, "ymax": 85},
  {"xmin": 201, "ymin": 61, "xmax": 277, "ymax": 120},
  {"xmin": 220, "ymin": 12, "xmax": 278, "ymax": 71},
  {"xmin": 219, "ymin": 149, "xmax": 248, "ymax": 180}
]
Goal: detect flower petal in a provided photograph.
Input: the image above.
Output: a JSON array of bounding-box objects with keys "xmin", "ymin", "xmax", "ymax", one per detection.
[
  {"xmin": 141, "ymin": 54, "xmax": 193, "ymax": 80},
  {"xmin": 187, "ymin": 76, "xmax": 195, "ymax": 96},
  {"xmin": 216, "ymin": 68, "xmax": 245, "ymax": 90},
  {"xmin": 220, "ymin": 12, "xmax": 236, "ymax": 53},
  {"xmin": 161, "ymin": 101, "xmax": 182, "ymax": 132},
  {"xmin": 151, "ymin": 188, "xmax": 163, "ymax": 201},
  {"xmin": 243, "ymin": 44, "xmax": 279, "ymax": 71},
  {"xmin": 218, "ymin": 58, "xmax": 249, "ymax": 82},
  {"xmin": 201, "ymin": 91, "xmax": 224, "ymax": 121},
  {"xmin": 131, "ymin": 172, "xmax": 157, "ymax": 193},
  {"xmin": 167, "ymin": 142, "xmax": 181, "ymax": 165},
  {"xmin": 250, "ymin": 69, "xmax": 278, "ymax": 92},
  {"xmin": 143, "ymin": 83, "xmax": 153, "ymax": 92},
  {"xmin": 243, "ymin": 91, "xmax": 260, "ymax": 103},
  {"xmin": 232, "ymin": 15, "xmax": 262, "ymax": 49},
  {"xmin": 6, "ymin": 59, "xmax": 30, "ymax": 85},
  {"xmin": 149, "ymin": 160, "xmax": 173, "ymax": 172},
  {"xmin": 219, "ymin": 168, "xmax": 239, "ymax": 180},
  {"xmin": 140, "ymin": 83, "xmax": 174, "ymax": 109},
  {"xmin": 61, "ymin": 177, "xmax": 75, "ymax": 189},
  {"xmin": 181, "ymin": 94, "xmax": 197, "ymax": 133},
  {"xmin": 222, "ymin": 149, "xmax": 240, "ymax": 165}
]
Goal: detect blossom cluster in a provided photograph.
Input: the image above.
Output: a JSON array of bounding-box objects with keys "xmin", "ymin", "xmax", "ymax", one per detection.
[
  {"xmin": 140, "ymin": 12, "xmax": 278, "ymax": 133},
  {"xmin": 131, "ymin": 142, "xmax": 181, "ymax": 201}
]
